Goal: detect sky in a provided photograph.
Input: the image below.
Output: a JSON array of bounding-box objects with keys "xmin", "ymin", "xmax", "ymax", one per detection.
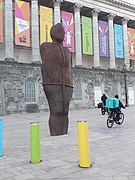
[{"xmin": 121, "ymin": 0, "xmax": 135, "ymax": 5}]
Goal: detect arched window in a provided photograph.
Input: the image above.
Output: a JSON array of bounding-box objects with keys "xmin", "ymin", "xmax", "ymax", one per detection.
[
  {"xmin": 25, "ymin": 80, "xmax": 36, "ymax": 103},
  {"xmin": 111, "ymin": 83, "xmax": 118, "ymax": 97},
  {"xmin": 74, "ymin": 81, "xmax": 82, "ymax": 101}
]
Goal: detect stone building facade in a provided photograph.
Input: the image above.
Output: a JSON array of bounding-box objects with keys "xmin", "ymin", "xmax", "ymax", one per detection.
[{"xmin": 0, "ymin": 0, "xmax": 135, "ymax": 114}]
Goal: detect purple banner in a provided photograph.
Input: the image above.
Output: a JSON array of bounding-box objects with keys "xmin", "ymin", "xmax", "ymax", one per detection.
[{"xmin": 99, "ymin": 20, "xmax": 109, "ymax": 57}]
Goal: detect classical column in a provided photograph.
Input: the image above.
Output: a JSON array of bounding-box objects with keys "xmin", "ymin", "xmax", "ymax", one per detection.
[
  {"xmin": 53, "ymin": 0, "xmax": 63, "ymax": 24},
  {"xmin": 4, "ymin": 0, "xmax": 14, "ymax": 60},
  {"xmin": 92, "ymin": 9, "xmax": 100, "ymax": 67},
  {"xmin": 74, "ymin": 3, "xmax": 82, "ymax": 66},
  {"xmin": 122, "ymin": 17, "xmax": 130, "ymax": 69},
  {"xmin": 108, "ymin": 13, "xmax": 116, "ymax": 69},
  {"xmin": 31, "ymin": 0, "xmax": 40, "ymax": 63}
]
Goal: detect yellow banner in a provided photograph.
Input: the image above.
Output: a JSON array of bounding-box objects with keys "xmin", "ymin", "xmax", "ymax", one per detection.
[{"xmin": 40, "ymin": 6, "xmax": 53, "ymax": 44}]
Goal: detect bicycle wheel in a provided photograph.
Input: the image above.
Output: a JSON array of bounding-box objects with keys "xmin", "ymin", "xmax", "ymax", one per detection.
[
  {"xmin": 114, "ymin": 112, "xmax": 119, "ymax": 124},
  {"xmin": 118, "ymin": 113, "xmax": 124, "ymax": 125},
  {"xmin": 107, "ymin": 115, "xmax": 114, "ymax": 128},
  {"xmin": 101, "ymin": 108, "xmax": 105, "ymax": 115}
]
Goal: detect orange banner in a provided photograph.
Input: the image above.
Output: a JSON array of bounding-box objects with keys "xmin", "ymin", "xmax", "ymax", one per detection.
[
  {"xmin": 0, "ymin": 0, "xmax": 3, "ymax": 43},
  {"xmin": 128, "ymin": 28, "xmax": 135, "ymax": 60},
  {"xmin": 15, "ymin": 0, "xmax": 30, "ymax": 46}
]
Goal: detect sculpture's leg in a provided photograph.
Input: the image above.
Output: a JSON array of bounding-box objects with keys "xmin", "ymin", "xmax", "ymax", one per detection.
[
  {"xmin": 43, "ymin": 85, "xmax": 73, "ymax": 136},
  {"xmin": 61, "ymin": 86, "xmax": 73, "ymax": 134}
]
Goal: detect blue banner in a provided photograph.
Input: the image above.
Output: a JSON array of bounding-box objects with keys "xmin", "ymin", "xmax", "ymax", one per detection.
[{"xmin": 114, "ymin": 24, "xmax": 124, "ymax": 58}]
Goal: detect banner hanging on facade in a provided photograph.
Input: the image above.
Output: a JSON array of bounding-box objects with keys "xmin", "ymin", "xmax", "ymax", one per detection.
[
  {"xmin": 15, "ymin": 0, "xmax": 30, "ymax": 46},
  {"xmin": 99, "ymin": 20, "xmax": 109, "ymax": 57},
  {"xmin": 128, "ymin": 28, "xmax": 135, "ymax": 60},
  {"xmin": 114, "ymin": 24, "xmax": 124, "ymax": 58},
  {"xmin": 62, "ymin": 11, "xmax": 74, "ymax": 52},
  {"xmin": 82, "ymin": 16, "xmax": 93, "ymax": 55},
  {"xmin": 40, "ymin": 6, "xmax": 53, "ymax": 44},
  {"xmin": 0, "ymin": 0, "xmax": 3, "ymax": 43}
]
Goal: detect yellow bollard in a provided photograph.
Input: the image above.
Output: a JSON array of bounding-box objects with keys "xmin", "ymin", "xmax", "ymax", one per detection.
[{"xmin": 77, "ymin": 121, "xmax": 90, "ymax": 168}]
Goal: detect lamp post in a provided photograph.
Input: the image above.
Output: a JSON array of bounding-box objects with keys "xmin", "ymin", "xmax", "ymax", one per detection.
[{"xmin": 122, "ymin": 64, "xmax": 128, "ymax": 107}]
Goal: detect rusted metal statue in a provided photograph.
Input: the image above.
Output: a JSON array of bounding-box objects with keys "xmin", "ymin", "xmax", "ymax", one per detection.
[{"xmin": 40, "ymin": 23, "xmax": 73, "ymax": 136}]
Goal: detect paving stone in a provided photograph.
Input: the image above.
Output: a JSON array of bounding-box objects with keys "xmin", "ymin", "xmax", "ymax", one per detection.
[
  {"xmin": 113, "ymin": 176, "xmax": 130, "ymax": 180},
  {"xmin": 14, "ymin": 174, "xmax": 34, "ymax": 180},
  {"xmin": 0, "ymin": 107, "xmax": 135, "ymax": 179},
  {"xmin": 129, "ymin": 176, "xmax": 135, "ymax": 180},
  {"xmin": 98, "ymin": 177, "xmax": 114, "ymax": 180}
]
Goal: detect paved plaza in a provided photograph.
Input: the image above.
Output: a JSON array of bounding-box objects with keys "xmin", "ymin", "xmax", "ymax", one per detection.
[{"xmin": 0, "ymin": 106, "xmax": 135, "ymax": 180}]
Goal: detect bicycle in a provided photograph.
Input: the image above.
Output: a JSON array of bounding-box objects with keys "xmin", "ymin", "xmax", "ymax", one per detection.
[
  {"xmin": 106, "ymin": 110, "xmax": 124, "ymax": 128},
  {"xmin": 101, "ymin": 106, "xmax": 108, "ymax": 115},
  {"xmin": 98, "ymin": 102, "xmax": 109, "ymax": 115}
]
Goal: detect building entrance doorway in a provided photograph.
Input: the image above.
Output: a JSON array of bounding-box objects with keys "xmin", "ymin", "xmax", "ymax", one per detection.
[
  {"xmin": 94, "ymin": 86, "xmax": 102, "ymax": 107},
  {"xmin": 128, "ymin": 87, "xmax": 135, "ymax": 105}
]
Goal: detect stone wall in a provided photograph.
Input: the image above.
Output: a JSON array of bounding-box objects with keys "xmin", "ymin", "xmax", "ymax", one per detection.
[
  {"xmin": 0, "ymin": 61, "xmax": 48, "ymax": 115},
  {"xmin": 71, "ymin": 67, "xmax": 135, "ymax": 109},
  {"xmin": 0, "ymin": 61, "xmax": 135, "ymax": 115}
]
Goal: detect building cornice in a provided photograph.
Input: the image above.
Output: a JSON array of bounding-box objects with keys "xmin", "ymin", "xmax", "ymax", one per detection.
[{"xmin": 106, "ymin": 0, "xmax": 135, "ymax": 11}]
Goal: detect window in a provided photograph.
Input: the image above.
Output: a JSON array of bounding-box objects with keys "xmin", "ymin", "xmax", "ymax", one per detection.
[
  {"xmin": 74, "ymin": 81, "xmax": 82, "ymax": 101},
  {"xmin": 111, "ymin": 83, "xmax": 118, "ymax": 98},
  {"xmin": 25, "ymin": 80, "xmax": 36, "ymax": 103}
]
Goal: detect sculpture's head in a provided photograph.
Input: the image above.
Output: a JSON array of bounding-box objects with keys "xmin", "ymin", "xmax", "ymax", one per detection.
[{"xmin": 50, "ymin": 23, "xmax": 65, "ymax": 43}]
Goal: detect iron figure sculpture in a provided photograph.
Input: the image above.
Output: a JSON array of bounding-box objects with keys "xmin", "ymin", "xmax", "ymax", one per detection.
[{"xmin": 40, "ymin": 23, "xmax": 73, "ymax": 136}]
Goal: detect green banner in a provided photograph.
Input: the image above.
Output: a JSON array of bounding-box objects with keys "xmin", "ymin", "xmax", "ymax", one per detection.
[{"xmin": 82, "ymin": 16, "xmax": 93, "ymax": 55}]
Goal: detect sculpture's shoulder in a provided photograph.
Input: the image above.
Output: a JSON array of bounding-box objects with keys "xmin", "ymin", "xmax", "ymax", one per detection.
[
  {"xmin": 40, "ymin": 42, "xmax": 54, "ymax": 60},
  {"xmin": 63, "ymin": 46, "xmax": 71, "ymax": 54},
  {"xmin": 63, "ymin": 46, "xmax": 72, "ymax": 60},
  {"xmin": 40, "ymin": 42, "xmax": 52, "ymax": 50},
  {"xmin": 62, "ymin": 47, "xmax": 71, "ymax": 59}
]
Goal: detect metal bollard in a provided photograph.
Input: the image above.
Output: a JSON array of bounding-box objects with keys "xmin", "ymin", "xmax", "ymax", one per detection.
[
  {"xmin": 30, "ymin": 122, "xmax": 41, "ymax": 163},
  {"xmin": 0, "ymin": 119, "xmax": 3, "ymax": 157},
  {"xmin": 77, "ymin": 121, "xmax": 90, "ymax": 168}
]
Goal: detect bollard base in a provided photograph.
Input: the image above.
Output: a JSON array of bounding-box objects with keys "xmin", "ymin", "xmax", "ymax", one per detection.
[
  {"xmin": 30, "ymin": 160, "xmax": 42, "ymax": 164},
  {"xmin": 79, "ymin": 164, "xmax": 92, "ymax": 168}
]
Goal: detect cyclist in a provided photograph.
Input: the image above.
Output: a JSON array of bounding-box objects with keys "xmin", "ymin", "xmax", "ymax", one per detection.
[
  {"xmin": 113, "ymin": 95, "xmax": 125, "ymax": 123},
  {"xmin": 114, "ymin": 95, "xmax": 125, "ymax": 110},
  {"xmin": 106, "ymin": 95, "xmax": 125, "ymax": 128}
]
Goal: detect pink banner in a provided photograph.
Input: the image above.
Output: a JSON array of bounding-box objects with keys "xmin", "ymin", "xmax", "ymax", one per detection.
[
  {"xmin": 15, "ymin": 0, "xmax": 30, "ymax": 47},
  {"xmin": 62, "ymin": 11, "xmax": 74, "ymax": 52}
]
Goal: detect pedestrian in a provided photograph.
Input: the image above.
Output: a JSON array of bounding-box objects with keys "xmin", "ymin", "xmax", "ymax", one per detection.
[{"xmin": 101, "ymin": 94, "xmax": 108, "ymax": 107}]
